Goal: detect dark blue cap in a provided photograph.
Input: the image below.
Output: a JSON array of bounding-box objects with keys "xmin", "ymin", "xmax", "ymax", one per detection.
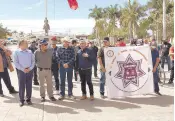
[{"xmin": 39, "ymin": 39, "xmax": 48, "ymax": 45}]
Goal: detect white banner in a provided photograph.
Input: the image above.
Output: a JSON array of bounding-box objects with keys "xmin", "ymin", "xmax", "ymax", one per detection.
[{"xmin": 104, "ymin": 46, "xmax": 154, "ymax": 98}]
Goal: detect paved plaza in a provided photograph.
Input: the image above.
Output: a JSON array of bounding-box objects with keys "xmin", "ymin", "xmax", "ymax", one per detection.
[{"xmin": 0, "ymin": 45, "xmax": 174, "ymax": 121}]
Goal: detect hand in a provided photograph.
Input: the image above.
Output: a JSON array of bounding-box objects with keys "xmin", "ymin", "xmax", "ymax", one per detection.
[
  {"xmin": 24, "ymin": 68, "xmax": 30, "ymax": 73},
  {"xmin": 101, "ymin": 66, "xmax": 106, "ymax": 72},
  {"xmin": 63, "ymin": 63, "xmax": 69, "ymax": 68},
  {"xmin": 152, "ymin": 68, "xmax": 156, "ymax": 73},
  {"xmin": 82, "ymin": 53, "xmax": 88, "ymax": 57},
  {"xmin": 58, "ymin": 64, "xmax": 60, "ymax": 68}
]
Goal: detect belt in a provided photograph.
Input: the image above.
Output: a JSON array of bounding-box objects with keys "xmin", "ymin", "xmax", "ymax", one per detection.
[
  {"xmin": 79, "ymin": 68, "xmax": 91, "ymax": 70},
  {"xmin": 38, "ymin": 67, "xmax": 51, "ymax": 71}
]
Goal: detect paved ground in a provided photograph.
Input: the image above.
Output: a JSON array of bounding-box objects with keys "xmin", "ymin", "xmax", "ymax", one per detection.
[{"xmin": 0, "ymin": 45, "xmax": 174, "ymax": 121}]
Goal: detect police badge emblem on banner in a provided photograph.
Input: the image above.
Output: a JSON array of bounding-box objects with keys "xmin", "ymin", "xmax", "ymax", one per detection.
[{"xmin": 104, "ymin": 46, "xmax": 154, "ymax": 98}]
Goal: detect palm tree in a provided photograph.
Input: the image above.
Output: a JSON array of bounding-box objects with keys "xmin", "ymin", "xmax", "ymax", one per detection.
[
  {"xmin": 103, "ymin": 4, "xmax": 121, "ymax": 36},
  {"xmin": 89, "ymin": 5, "xmax": 104, "ymax": 45},
  {"xmin": 120, "ymin": 0, "xmax": 146, "ymax": 39}
]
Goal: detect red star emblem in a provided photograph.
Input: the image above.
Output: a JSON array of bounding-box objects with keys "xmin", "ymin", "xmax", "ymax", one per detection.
[{"xmin": 115, "ymin": 54, "xmax": 146, "ymax": 88}]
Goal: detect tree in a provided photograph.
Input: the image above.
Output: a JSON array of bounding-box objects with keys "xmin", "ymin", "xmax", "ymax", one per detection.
[{"xmin": 0, "ymin": 23, "xmax": 10, "ymax": 39}]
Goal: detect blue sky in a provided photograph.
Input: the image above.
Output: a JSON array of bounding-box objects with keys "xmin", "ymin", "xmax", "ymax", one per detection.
[{"xmin": 0, "ymin": 0, "xmax": 149, "ymax": 34}]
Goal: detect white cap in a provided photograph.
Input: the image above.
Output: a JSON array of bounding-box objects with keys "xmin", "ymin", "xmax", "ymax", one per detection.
[{"xmin": 61, "ymin": 36, "xmax": 70, "ymax": 42}]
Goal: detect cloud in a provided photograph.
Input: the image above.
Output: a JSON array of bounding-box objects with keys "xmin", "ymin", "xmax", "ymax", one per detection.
[
  {"xmin": 0, "ymin": 19, "xmax": 95, "ymax": 35},
  {"xmin": 24, "ymin": 0, "xmax": 43, "ymax": 10}
]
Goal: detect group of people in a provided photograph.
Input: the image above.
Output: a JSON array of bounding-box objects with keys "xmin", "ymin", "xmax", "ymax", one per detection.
[{"xmin": 0, "ymin": 36, "xmax": 173, "ymax": 107}]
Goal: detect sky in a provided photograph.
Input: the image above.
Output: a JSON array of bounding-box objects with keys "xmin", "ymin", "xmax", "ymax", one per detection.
[{"xmin": 0, "ymin": 0, "xmax": 149, "ymax": 35}]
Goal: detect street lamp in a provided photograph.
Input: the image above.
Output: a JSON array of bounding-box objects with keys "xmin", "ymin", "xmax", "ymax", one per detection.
[{"xmin": 163, "ymin": 0, "xmax": 166, "ymax": 41}]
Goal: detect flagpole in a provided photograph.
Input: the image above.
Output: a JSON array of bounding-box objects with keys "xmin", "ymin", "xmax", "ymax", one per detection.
[
  {"xmin": 163, "ymin": 0, "xmax": 166, "ymax": 41},
  {"xmin": 45, "ymin": 0, "xmax": 48, "ymax": 18}
]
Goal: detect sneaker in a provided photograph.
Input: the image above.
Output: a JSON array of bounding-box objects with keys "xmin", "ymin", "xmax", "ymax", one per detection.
[
  {"xmin": 19, "ymin": 102, "xmax": 24, "ymax": 107},
  {"xmin": 68, "ymin": 95, "xmax": 76, "ymax": 100},
  {"xmin": 41, "ymin": 97, "xmax": 45, "ymax": 102},
  {"xmin": 90, "ymin": 95, "xmax": 94, "ymax": 101},
  {"xmin": 80, "ymin": 95, "xmax": 87, "ymax": 100},
  {"xmin": 9, "ymin": 90, "xmax": 18, "ymax": 94},
  {"xmin": 155, "ymin": 91, "xmax": 162, "ymax": 96},
  {"xmin": 49, "ymin": 97, "xmax": 56, "ymax": 101},
  {"xmin": 26, "ymin": 101, "xmax": 32, "ymax": 105},
  {"xmin": 100, "ymin": 94, "xmax": 105, "ymax": 99},
  {"xmin": 0, "ymin": 93, "xmax": 4, "ymax": 97},
  {"xmin": 58, "ymin": 96, "xmax": 65, "ymax": 100}
]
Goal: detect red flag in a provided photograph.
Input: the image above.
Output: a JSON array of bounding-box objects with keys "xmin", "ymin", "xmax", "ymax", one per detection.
[{"xmin": 68, "ymin": 0, "xmax": 78, "ymax": 10}]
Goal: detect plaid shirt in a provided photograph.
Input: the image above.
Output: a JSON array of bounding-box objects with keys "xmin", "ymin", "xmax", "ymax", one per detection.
[{"xmin": 56, "ymin": 46, "xmax": 75, "ymax": 66}]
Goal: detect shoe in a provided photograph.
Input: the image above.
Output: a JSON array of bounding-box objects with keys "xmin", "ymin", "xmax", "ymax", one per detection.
[
  {"xmin": 41, "ymin": 97, "xmax": 45, "ymax": 102},
  {"xmin": 19, "ymin": 102, "xmax": 24, "ymax": 107},
  {"xmin": 34, "ymin": 82, "xmax": 39, "ymax": 85},
  {"xmin": 100, "ymin": 94, "xmax": 105, "ymax": 99},
  {"xmin": 58, "ymin": 96, "xmax": 65, "ymax": 100},
  {"xmin": 0, "ymin": 93, "xmax": 4, "ymax": 97},
  {"xmin": 90, "ymin": 95, "xmax": 94, "ymax": 101},
  {"xmin": 68, "ymin": 95, "xmax": 76, "ymax": 99},
  {"xmin": 49, "ymin": 97, "xmax": 56, "ymax": 101},
  {"xmin": 26, "ymin": 101, "xmax": 32, "ymax": 105},
  {"xmin": 80, "ymin": 95, "xmax": 87, "ymax": 100},
  {"xmin": 55, "ymin": 90, "xmax": 60, "ymax": 95},
  {"xmin": 168, "ymin": 81, "xmax": 173, "ymax": 84},
  {"xmin": 9, "ymin": 90, "xmax": 18, "ymax": 94},
  {"xmin": 155, "ymin": 91, "xmax": 162, "ymax": 96}
]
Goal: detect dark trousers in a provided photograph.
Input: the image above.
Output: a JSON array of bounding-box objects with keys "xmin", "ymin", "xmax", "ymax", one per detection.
[
  {"xmin": 59, "ymin": 65, "xmax": 73, "ymax": 96},
  {"xmin": 170, "ymin": 60, "xmax": 174, "ymax": 82},
  {"xmin": 0, "ymin": 68, "xmax": 15, "ymax": 94},
  {"xmin": 161, "ymin": 55, "xmax": 171, "ymax": 70},
  {"xmin": 92, "ymin": 59, "xmax": 98, "ymax": 77},
  {"xmin": 73, "ymin": 63, "xmax": 77, "ymax": 81},
  {"xmin": 16, "ymin": 69, "xmax": 33, "ymax": 103},
  {"xmin": 79, "ymin": 69, "xmax": 94, "ymax": 96},
  {"xmin": 153, "ymin": 70, "xmax": 159, "ymax": 92},
  {"xmin": 33, "ymin": 66, "xmax": 38, "ymax": 83},
  {"xmin": 52, "ymin": 64, "xmax": 59, "ymax": 90}
]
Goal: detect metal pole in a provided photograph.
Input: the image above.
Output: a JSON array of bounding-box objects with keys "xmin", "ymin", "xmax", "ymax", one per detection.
[
  {"xmin": 45, "ymin": 0, "xmax": 48, "ymax": 18},
  {"xmin": 163, "ymin": 0, "xmax": 166, "ymax": 40}
]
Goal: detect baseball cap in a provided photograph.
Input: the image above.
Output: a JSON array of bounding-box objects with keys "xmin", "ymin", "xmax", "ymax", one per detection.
[
  {"xmin": 51, "ymin": 36, "xmax": 57, "ymax": 41},
  {"xmin": 103, "ymin": 37, "xmax": 109, "ymax": 42},
  {"xmin": 39, "ymin": 40, "xmax": 48, "ymax": 45}
]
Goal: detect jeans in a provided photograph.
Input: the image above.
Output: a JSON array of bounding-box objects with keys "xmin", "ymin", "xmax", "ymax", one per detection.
[
  {"xmin": 170, "ymin": 60, "xmax": 174, "ymax": 82},
  {"xmin": 0, "ymin": 68, "xmax": 15, "ymax": 94},
  {"xmin": 153, "ymin": 70, "xmax": 159, "ymax": 92},
  {"xmin": 79, "ymin": 69, "xmax": 94, "ymax": 96},
  {"xmin": 161, "ymin": 55, "xmax": 171, "ymax": 71},
  {"xmin": 92, "ymin": 59, "xmax": 98, "ymax": 77},
  {"xmin": 59, "ymin": 65, "xmax": 73, "ymax": 96},
  {"xmin": 100, "ymin": 71, "xmax": 106, "ymax": 95},
  {"xmin": 52, "ymin": 64, "xmax": 59, "ymax": 90}
]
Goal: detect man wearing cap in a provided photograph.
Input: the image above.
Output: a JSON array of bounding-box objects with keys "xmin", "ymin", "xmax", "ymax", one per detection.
[
  {"xmin": 116, "ymin": 38, "xmax": 126, "ymax": 47},
  {"xmin": 14, "ymin": 40, "xmax": 35, "ymax": 107},
  {"xmin": 98, "ymin": 37, "xmax": 111, "ymax": 98},
  {"xmin": 75, "ymin": 40, "xmax": 94, "ymax": 100},
  {"xmin": 51, "ymin": 37, "xmax": 59, "ymax": 94},
  {"xmin": 89, "ymin": 40, "xmax": 98, "ymax": 78},
  {"xmin": 29, "ymin": 40, "xmax": 39, "ymax": 85},
  {"xmin": 35, "ymin": 40, "xmax": 56, "ymax": 102},
  {"xmin": 151, "ymin": 42, "xmax": 162, "ymax": 95},
  {"xmin": 57, "ymin": 37, "xmax": 75, "ymax": 100}
]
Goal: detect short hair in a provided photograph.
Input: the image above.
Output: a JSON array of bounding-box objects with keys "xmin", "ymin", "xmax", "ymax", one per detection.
[
  {"xmin": 19, "ymin": 40, "xmax": 27, "ymax": 46},
  {"xmin": 72, "ymin": 40, "xmax": 77, "ymax": 44}
]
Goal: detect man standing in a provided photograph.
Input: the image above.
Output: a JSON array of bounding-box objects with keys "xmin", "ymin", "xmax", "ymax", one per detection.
[
  {"xmin": 0, "ymin": 41, "xmax": 18, "ymax": 97},
  {"xmin": 35, "ymin": 40, "xmax": 56, "ymax": 102},
  {"xmin": 116, "ymin": 38, "xmax": 126, "ymax": 47},
  {"xmin": 51, "ymin": 37, "xmax": 59, "ymax": 94},
  {"xmin": 57, "ymin": 37, "xmax": 75, "ymax": 100},
  {"xmin": 14, "ymin": 40, "xmax": 35, "ymax": 107},
  {"xmin": 89, "ymin": 41, "xmax": 98, "ymax": 78},
  {"xmin": 98, "ymin": 37, "xmax": 111, "ymax": 98},
  {"xmin": 168, "ymin": 45, "xmax": 174, "ymax": 84},
  {"xmin": 71, "ymin": 39, "xmax": 79, "ymax": 81},
  {"xmin": 151, "ymin": 42, "xmax": 162, "ymax": 95},
  {"xmin": 161, "ymin": 41, "xmax": 171, "ymax": 71},
  {"xmin": 76, "ymin": 40, "xmax": 94, "ymax": 100},
  {"xmin": 29, "ymin": 40, "xmax": 39, "ymax": 85}
]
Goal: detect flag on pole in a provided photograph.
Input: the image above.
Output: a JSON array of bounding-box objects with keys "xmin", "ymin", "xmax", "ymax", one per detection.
[{"xmin": 68, "ymin": 0, "xmax": 78, "ymax": 10}]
